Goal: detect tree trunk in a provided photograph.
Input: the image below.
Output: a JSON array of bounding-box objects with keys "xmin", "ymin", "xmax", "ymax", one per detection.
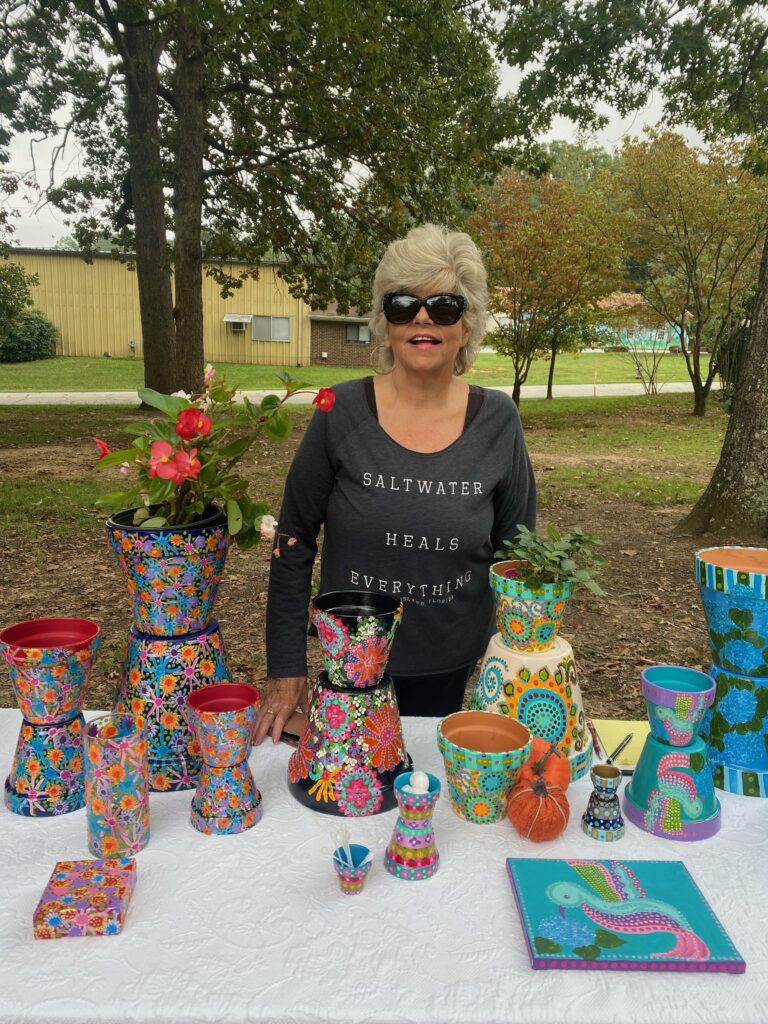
[
  {"xmin": 172, "ymin": 3, "xmax": 205, "ymax": 394},
  {"xmin": 512, "ymin": 378, "xmax": 522, "ymax": 406},
  {"xmin": 692, "ymin": 385, "xmax": 709, "ymax": 417},
  {"xmin": 546, "ymin": 335, "xmax": 558, "ymax": 400},
  {"xmin": 677, "ymin": 232, "xmax": 768, "ymax": 538},
  {"xmin": 121, "ymin": 19, "xmax": 177, "ymax": 394}
]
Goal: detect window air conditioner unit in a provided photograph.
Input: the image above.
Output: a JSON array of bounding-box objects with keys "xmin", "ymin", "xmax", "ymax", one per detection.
[{"xmin": 230, "ymin": 321, "xmax": 246, "ymax": 332}]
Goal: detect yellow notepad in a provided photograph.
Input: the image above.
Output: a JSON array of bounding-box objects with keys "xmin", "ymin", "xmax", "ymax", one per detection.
[{"xmin": 589, "ymin": 719, "xmax": 650, "ymax": 767}]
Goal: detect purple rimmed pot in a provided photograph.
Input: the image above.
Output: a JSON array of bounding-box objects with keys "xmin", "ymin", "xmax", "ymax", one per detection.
[{"xmin": 641, "ymin": 665, "xmax": 716, "ymax": 747}]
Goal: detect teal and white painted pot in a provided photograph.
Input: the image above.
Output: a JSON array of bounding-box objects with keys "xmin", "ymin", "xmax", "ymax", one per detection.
[
  {"xmin": 437, "ymin": 710, "xmax": 531, "ymax": 823},
  {"xmin": 489, "ymin": 561, "xmax": 572, "ymax": 653}
]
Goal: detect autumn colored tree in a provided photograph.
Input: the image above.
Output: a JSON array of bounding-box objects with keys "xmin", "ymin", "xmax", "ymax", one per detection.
[
  {"xmin": 469, "ymin": 169, "xmax": 621, "ymax": 403},
  {"xmin": 606, "ymin": 132, "xmax": 768, "ymax": 416}
]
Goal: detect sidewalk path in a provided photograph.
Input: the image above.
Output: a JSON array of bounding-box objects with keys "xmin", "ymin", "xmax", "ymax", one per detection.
[{"xmin": 0, "ymin": 381, "xmax": 717, "ymax": 405}]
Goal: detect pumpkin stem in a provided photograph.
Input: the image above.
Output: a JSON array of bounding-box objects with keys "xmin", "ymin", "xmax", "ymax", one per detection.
[
  {"xmin": 531, "ymin": 777, "xmax": 549, "ymax": 799},
  {"xmin": 532, "ymin": 740, "xmax": 562, "ymax": 776}
]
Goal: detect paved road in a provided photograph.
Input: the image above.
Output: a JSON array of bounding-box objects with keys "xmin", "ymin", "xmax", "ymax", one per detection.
[{"xmin": 0, "ymin": 381, "xmax": 717, "ymax": 405}]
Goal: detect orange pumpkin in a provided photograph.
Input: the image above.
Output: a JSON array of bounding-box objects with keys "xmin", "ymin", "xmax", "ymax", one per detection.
[{"xmin": 507, "ymin": 739, "xmax": 570, "ymax": 842}]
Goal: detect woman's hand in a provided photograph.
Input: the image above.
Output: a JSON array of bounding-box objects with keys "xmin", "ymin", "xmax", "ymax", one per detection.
[{"xmin": 254, "ymin": 676, "xmax": 307, "ymax": 745}]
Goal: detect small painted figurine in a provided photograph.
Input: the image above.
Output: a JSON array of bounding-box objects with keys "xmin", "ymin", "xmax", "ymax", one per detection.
[{"xmin": 582, "ymin": 764, "xmax": 625, "ymax": 841}]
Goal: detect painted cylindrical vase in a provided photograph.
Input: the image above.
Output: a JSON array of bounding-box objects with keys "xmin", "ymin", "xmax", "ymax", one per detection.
[
  {"xmin": 85, "ymin": 713, "xmax": 150, "ymax": 857},
  {"xmin": 384, "ymin": 771, "xmax": 441, "ymax": 880}
]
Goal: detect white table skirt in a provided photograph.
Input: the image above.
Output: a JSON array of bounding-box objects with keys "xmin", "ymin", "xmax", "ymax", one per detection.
[{"xmin": 0, "ymin": 710, "xmax": 765, "ymax": 1024}]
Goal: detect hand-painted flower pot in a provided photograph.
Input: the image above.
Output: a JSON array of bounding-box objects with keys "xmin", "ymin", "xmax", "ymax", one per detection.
[
  {"xmin": 106, "ymin": 506, "xmax": 230, "ymax": 637},
  {"xmin": 0, "ymin": 617, "xmax": 100, "ymax": 724},
  {"xmin": 623, "ymin": 734, "xmax": 721, "ymax": 841},
  {"xmin": 114, "ymin": 620, "xmax": 231, "ymax": 792},
  {"xmin": 187, "ymin": 683, "xmax": 262, "ymax": 834},
  {"xmin": 489, "ymin": 561, "xmax": 572, "ymax": 653},
  {"xmin": 333, "ymin": 844, "xmax": 372, "ymax": 895},
  {"xmin": 1, "ymin": 617, "xmax": 100, "ymax": 817},
  {"xmin": 288, "ymin": 670, "xmax": 411, "ymax": 816},
  {"xmin": 385, "ymin": 771, "xmax": 441, "ymax": 880},
  {"xmin": 470, "ymin": 632, "xmax": 592, "ymax": 781},
  {"xmin": 311, "ymin": 591, "xmax": 402, "ymax": 689},
  {"xmin": 641, "ymin": 665, "xmax": 715, "ymax": 747},
  {"xmin": 581, "ymin": 764, "xmax": 625, "ymax": 841},
  {"xmin": 437, "ymin": 710, "xmax": 531, "ymax": 823},
  {"xmin": 85, "ymin": 713, "xmax": 150, "ymax": 857},
  {"xmin": 696, "ymin": 546, "xmax": 768, "ymax": 797}
]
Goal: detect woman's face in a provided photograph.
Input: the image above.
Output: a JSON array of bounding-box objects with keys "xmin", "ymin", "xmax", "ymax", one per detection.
[{"xmin": 384, "ymin": 287, "xmax": 468, "ymax": 377}]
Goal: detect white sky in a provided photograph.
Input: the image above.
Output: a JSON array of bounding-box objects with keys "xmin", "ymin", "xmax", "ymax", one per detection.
[{"xmin": 4, "ymin": 68, "xmax": 683, "ymax": 248}]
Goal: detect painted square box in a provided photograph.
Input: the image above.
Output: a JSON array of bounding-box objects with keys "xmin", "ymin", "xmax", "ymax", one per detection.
[{"xmin": 33, "ymin": 857, "xmax": 136, "ymax": 939}]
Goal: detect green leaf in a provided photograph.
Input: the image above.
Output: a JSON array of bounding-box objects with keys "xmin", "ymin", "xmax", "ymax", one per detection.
[
  {"xmin": 573, "ymin": 943, "xmax": 601, "ymax": 960},
  {"xmin": 593, "ymin": 929, "xmax": 626, "ymax": 949},
  {"xmin": 94, "ymin": 488, "xmax": 139, "ymax": 508},
  {"xmin": 141, "ymin": 516, "xmax": 168, "ymax": 527},
  {"xmin": 138, "ymin": 388, "xmax": 188, "ymax": 417},
  {"xmin": 217, "ymin": 436, "xmax": 253, "ymax": 461},
  {"xmin": 97, "ymin": 448, "xmax": 136, "ymax": 467},
  {"xmin": 260, "ymin": 394, "xmax": 282, "ymax": 412},
  {"xmin": 265, "ymin": 408, "xmax": 292, "ymax": 441},
  {"xmin": 533, "ymin": 936, "xmax": 562, "ymax": 955},
  {"xmin": 226, "ymin": 499, "xmax": 243, "ymax": 535}
]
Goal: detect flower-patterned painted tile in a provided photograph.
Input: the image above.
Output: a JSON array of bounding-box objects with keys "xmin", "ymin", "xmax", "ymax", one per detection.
[
  {"xmin": 4, "ymin": 714, "xmax": 85, "ymax": 817},
  {"xmin": 33, "ymin": 857, "xmax": 136, "ymax": 939}
]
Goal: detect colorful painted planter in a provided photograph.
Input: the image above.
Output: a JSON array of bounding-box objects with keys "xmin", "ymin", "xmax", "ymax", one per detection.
[
  {"xmin": 311, "ymin": 591, "xmax": 402, "ymax": 689},
  {"xmin": 385, "ymin": 772, "xmax": 441, "ymax": 881},
  {"xmin": 489, "ymin": 561, "xmax": 572, "ymax": 653},
  {"xmin": 288, "ymin": 671, "xmax": 411, "ymax": 816},
  {"xmin": 1, "ymin": 617, "xmax": 100, "ymax": 817},
  {"xmin": 581, "ymin": 764, "xmax": 625, "ymax": 842},
  {"xmin": 333, "ymin": 844, "xmax": 372, "ymax": 895},
  {"xmin": 470, "ymin": 632, "xmax": 592, "ymax": 781},
  {"xmin": 623, "ymin": 734, "xmax": 721, "ymax": 841},
  {"xmin": 187, "ymin": 683, "xmax": 262, "ymax": 835},
  {"xmin": 114, "ymin": 620, "xmax": 231, "ymax": 792},
  {"xmin": 437, "ymin": 710, "xmax": 531, "ymax": 824},
  {"xmin": 696, "ymin": 546, "xmax": 768, "ymax": 797},
  {"xmin": 106, "ymin": 506, "xmax": 230, "ymax": 637},
  {"xmin": 85, "ymin": 713, "xmax": 150, "ymax": 858},
  {"xmin": 641, "ymin": 665, "xmax": 715, "ymax": 747}
]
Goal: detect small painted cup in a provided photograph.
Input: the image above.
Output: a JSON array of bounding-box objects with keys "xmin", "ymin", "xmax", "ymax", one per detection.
[
  {"xmin": 641, "ymin": 665, "xmax": 716, "ymax": 746},
  {"xmin": 85, "ymin": 713, "xmax": 150, "ymax": 858},
  {"xmin": 333, "ymin": 843, "xmax": 372, "ymax": 895}
]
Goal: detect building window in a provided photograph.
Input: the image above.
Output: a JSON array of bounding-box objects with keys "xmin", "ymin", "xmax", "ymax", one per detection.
[
  {"xmin": 252, "ymin": 316, "xmax": 290, "ymax": 342},
  {"xmin": 346, "ymin": 323, "xmax": 370, "ymax": 345}
]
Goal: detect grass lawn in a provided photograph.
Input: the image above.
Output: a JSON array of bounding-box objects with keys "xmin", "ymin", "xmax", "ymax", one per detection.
[{"xmin": 0, "ymin": 350, "xmax": 708, "ymax": 391}]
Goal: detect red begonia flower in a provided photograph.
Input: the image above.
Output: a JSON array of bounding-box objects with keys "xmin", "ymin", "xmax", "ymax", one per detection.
[
  {"xmin": 312, "ymin": 387, "xmax": 336, "ymax": 412},
  {"xmin": 173, "ymin": 447, "xmax": 201, "ymax": 481},
  {"xmin": 92, "ymin": 437, "xmax": 112, "ymax": 458},
  {"xmin": 175, "ymin": 407, "xmax": 212, "ymax": 440},
  {"xmin": 148, "ymin": 440, "xmax": 177, "ymax": 479}
]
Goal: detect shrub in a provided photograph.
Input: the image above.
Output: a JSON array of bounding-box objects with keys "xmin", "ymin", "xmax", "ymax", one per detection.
[
  {"xmin": 0, "ymin": 309, "xmax": 58, "ymax": 363},
  {"xmin": 602, "ymin": 343, "xmax": 628, "ymax": 353}
]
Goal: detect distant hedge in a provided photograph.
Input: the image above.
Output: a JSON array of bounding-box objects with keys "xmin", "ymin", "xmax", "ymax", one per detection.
[{"xmin": 0, "ymin": 309, "xmax": 58, "ymax": 363}]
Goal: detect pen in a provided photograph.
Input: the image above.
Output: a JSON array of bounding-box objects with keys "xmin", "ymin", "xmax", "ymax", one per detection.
[{"xmin": 606, "ymin": 732, "xmax": 634, "ymax": 765}]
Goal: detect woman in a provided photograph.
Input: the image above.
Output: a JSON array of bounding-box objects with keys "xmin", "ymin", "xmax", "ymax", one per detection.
[{"xmin": 255, "ymin": 223, "xmax": 536, "ymax": 744}]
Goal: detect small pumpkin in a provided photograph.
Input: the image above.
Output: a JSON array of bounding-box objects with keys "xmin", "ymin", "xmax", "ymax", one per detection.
[{"xmin": 507, "ymin": 740, "xmax": 570, "ymax": 842}]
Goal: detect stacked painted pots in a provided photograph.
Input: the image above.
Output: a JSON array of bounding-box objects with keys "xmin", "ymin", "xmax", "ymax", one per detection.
[
  {"xmin": 624, "ymin": 665, "xmax": 720, "ymax": 841},
  {"xmin": 696, "ymin": 546, "xmax": 768, "ymax": 797},
  {"xmin": 288, "ymin": 591, "xmax": 411, "ymax": 816},
  {"xmin": 470, "ymin": 561, "xmax": 592, "ymax": 782},
  {"xmin": 385, "ymin": 772, "xmax": 441, "ymax": 880},
  {"xmin": 1, "ymin": 617, "xmax": 100, "ymax": 816},
  {"xmin": 107, "ymin": 507, "xmax": 232, "ymax": 792}
]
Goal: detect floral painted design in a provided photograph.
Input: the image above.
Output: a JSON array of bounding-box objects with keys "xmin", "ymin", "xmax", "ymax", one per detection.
[
  {"xmin": 2, "ymin": 633, "xmax": 100, "ymax": 725},
  {"xmin": 312, "ymin": 600, "xmax": 402, "ymax": 689},
  {"xmin": 362, "ymin": 704, "xmax": 404, "ymax": 771},
  {"xmin": 345, "ymin": 636, "xmax": 391, "ymax": 688},
  {"xmin": 319, "ymin": 693, "xmax": 352, "ymax": 741},
  {"xmin": 85, "ymin": 715, "xmax": 149, "ymax": 857},
  {"xmin": 335, "ymin": 767, "xmax": 384, "ymax": 816},
  {"xmin": 313, "ymin": 609, "xmax": 349, "ymax": 659},
  {"xmin": 33, "ymin": 857, "xmax": 137, "ymax": 939},
  {"xmin": 190, "ymin": 762, "xmax": 262, "ymax": 835},
  {"xmin": 5, "ymin": 715, "xmax": 85, "ymax": 817}
]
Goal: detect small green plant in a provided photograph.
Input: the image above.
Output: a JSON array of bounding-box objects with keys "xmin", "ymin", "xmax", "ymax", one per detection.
[
  {"xmin": 0, "ymin": 309, "xmax": 58, "ymax": 362},
  {"xmin": 494, "ymin": 524, "xmax": 606, "ymax": 596}
]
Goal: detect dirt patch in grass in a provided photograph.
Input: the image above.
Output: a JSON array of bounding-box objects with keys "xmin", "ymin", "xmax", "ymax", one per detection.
[{"xmin": 0, "ymin": 408, "xmax": 720, "ymax": 722}]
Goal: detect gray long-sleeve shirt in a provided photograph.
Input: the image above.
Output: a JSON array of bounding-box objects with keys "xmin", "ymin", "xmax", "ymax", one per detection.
[{"xmin": 266, "ymin": 377, "xmax": 536, "ymax": 678}]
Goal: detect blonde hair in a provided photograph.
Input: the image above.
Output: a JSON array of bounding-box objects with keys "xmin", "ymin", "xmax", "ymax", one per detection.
[{"xmin": 369, "ymin": 223, "xmax": 488, "ymax": 375}]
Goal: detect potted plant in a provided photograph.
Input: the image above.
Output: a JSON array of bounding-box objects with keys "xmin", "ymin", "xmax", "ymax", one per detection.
[
  {"xmin": 490, "ymin": 524, "xmax": 605, "ymax": 652},
  {"xmin": 94, "ymin": 365, "xmax": 335, "ymax": 636}
]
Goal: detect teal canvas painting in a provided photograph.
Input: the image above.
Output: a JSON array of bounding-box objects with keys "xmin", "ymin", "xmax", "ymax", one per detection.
[{"xmin": 507, "ymin": 858, "xmax": 745, "ymax": 973}]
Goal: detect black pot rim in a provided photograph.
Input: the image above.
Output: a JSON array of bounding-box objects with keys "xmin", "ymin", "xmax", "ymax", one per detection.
[
  {"xmin": 312, "ymin": 590, "xmax": 402, "ymax": 618},
  {"xmin": 106, "ymin": 504, "xmax": 226, "ymax": 532}
]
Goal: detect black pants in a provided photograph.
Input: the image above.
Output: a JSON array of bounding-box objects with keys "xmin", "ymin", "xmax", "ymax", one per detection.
[{"xmin": 390, "ymin": 663, "xmax": 475, "ymax": 718}]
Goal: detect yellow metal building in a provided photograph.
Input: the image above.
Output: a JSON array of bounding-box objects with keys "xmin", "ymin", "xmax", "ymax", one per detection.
[{"xmin": 10, "ymin": 248, "xmax": 311, "ymax": 366}]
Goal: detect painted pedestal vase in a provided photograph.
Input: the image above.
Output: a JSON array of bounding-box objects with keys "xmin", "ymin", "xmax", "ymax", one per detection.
[
  {"xmin": 288, "ymin": 591, "xmax": 410, "ymax": 816},
  {"xmin": 385, "ymin": 771, "xmax": 441, "ymax": 880},
  {"xmin": 624, "ymin": 666, "xmax": 720, "ymax": 841},
  {"xmin": 1, "ymin": 617, "xmax": 100, "ymax": 816},
  {"xmin": 437, "ymin": 710, "xmax": 531, "ymax": 823},
  {"xmin": 186, "ymin": 683, "xmax": 262, "ymax": 835},
  {"xmin": 471, "ymin": 634, "xmax": 592, "ymax": 782},
  {"xmin": 582, "ymin": 764, "xmax": 625, "ymax": 841},
  {"xmin": 696, "ymin": 546, "xmax": 768, "ymax": 797},
  {"xmin": 107, "ymin": 507, "xmax": 232, "ymax": 792}
]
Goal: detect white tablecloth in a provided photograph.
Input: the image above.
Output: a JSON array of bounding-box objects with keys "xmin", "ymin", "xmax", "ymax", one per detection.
[{"xmin": 0, "ymin": 710, "xmax": 765, "ymax": 1024}]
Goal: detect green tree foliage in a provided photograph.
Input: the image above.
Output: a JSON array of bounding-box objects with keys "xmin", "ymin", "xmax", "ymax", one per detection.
[
  {"xmin": 0, "ymin": 308, "xmax": 58, "ymax": 363},
  {"xmin": 469, "ymin": 169, "xmax": 622, "ymax": 403},
  {"xmin": 0, "ymin": 258, "xmax": 37, "ymax": 340},
  {"xmin": 1, "ymin": 1, "xmax": 533, "ymax": 392}
]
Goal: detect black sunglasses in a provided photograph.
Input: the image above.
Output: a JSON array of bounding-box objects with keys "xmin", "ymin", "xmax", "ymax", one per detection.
[{"xmin": 382, "ymin": 292, "xmax": 467, "ymax": 326}]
